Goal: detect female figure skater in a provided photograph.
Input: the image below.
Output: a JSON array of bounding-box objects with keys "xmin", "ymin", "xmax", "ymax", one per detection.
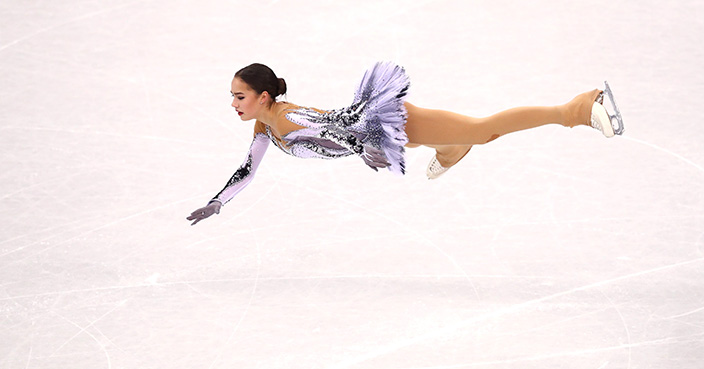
[{"xmin": 187, "ymin": 62, "xmax": 623, "ymax": 225}]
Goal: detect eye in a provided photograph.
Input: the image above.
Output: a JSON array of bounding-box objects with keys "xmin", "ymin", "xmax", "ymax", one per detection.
[{"xmin": 238, "ymin": 96, "xmax": 244, "ymax": 100}]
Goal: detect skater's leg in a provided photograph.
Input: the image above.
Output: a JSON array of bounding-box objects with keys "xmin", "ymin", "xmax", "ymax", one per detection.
[
  {"xmin": 429, "ymin": 144, "xmax": 473, "ymax": 167},
  {"xmin": 404, "ymin": 89, "xmax": 602, "ymax": 146}
]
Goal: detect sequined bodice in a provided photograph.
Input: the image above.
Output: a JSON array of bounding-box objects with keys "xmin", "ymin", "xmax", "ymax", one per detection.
[{"xmin": 263, "ymin": 104, "xmax": 372, "ymax": 160}]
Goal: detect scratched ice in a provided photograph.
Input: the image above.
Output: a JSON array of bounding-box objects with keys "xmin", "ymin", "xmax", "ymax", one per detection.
[{"xmin": 1, "ymin": 1, "xmax": 703, "ymax": 368}]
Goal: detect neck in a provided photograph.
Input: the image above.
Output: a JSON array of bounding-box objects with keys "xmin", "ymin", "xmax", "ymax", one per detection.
[{"xmin": 257, "ymin": 101, "xmax": 281, "ymax": 125}]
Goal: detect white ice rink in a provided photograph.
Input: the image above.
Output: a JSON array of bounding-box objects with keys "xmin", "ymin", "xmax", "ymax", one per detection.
[{"xmin": 2, "ymin": 1, "xmax": 704, "ymax": 368}]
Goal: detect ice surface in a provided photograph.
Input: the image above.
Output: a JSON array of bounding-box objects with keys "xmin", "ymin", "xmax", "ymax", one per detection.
[{"xmin": 1, "ymin": 1, "xmax": 703, "ymax": 368}]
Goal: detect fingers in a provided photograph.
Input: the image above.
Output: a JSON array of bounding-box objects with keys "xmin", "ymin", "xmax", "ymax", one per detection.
[
  {"xmin": 188, "ymin": 212, "xmax": 211, "ymax": 225},
  {"xmin": 364, "ymin": 154, "xmax": 390, "ymax": 167},
  {"xmin": 187, "ymin": 213, "xmax": 205, "ymax": 224},
  {"xmin": 367, "ymin": 149, "xmax": 389, "ymax": 164},
  {"xmin": 364, "ymin": 158, "xmax": 389, "ymax": 169},
  {"xmin": 365, "ymin": 146, "xmax": 383, "ymax": 155},
  {"xmin": 189, "ymin": 207, "xmax": 206, "ymax": 217},
  {"xmin": 187, "ymin": 207, "xmax": 214, "ymax": 225},
  {"xmin": 367, "ymin": 161, "xmax": 387, "ymax": 168},
  {"xmin": 187, "ymin": 213, "xmax": 202, "ymax": 225},
  {"xmin": 362, "ymin": 146, "xmax": 391, "ymax": 168}
]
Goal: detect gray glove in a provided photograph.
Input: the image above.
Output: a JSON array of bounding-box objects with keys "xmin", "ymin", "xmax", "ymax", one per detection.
[
  {"xmin": 361, "ymin": 145, "xmax": 390, "ymax": 171},
  {"xmin": 187, "ymin": 201, "xmax": 222, "ymax": 226}
]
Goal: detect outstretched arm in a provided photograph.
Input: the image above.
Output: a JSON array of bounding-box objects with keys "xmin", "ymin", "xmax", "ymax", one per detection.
[
  {"xmin": 210, "ymin": 132, "xmax": 269, "ymax": 205},
  {"xmin": 187, "ymin": 124, "xmax": 270, "ymax": 225}
]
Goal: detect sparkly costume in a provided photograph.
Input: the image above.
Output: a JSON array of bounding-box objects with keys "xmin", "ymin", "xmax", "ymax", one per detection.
[{"xmin": 211, "ymin": 62, "xmax": 410, "ymax": 205}]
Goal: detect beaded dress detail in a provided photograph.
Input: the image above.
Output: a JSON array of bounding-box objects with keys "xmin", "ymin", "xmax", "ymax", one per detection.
[{"xmin": 271, "ymin": 61, "xmax": 410, "ymax": 175}]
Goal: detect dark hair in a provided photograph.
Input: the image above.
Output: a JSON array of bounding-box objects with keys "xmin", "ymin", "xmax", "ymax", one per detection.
[{"xmin": 234, "ymin": 63, "xmax": 286, "ymax": 104}]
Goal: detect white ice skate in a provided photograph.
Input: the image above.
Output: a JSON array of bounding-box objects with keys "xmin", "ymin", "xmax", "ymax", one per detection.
[
  {"xmin": 590, "ymin": 81, "xmax": 624, "ymax": 138},
  {"xmin": 426, "ymin": 155, "xmax": 450, "ymax": 179}
]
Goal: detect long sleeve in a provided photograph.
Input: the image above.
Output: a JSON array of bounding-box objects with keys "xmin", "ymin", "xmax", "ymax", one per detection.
[{"xmin": 211, "ymin": 133, "xmax": 270, "ymax": 205}]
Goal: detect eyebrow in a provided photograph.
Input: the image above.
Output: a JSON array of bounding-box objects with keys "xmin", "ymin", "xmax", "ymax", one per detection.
[{"xmin": 231, "ymin": 91, "xmax": 245, "ymax": 96}]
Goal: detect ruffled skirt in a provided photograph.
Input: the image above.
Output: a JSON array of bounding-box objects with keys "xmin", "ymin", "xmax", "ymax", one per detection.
[{"xmin": 354, "ymin": 61, "xmax": 410, "ymax": 175}]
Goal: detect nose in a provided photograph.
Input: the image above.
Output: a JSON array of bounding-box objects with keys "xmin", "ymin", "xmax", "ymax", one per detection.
[{"xmin": 231, "ymin": 99, "xmax": 237, "ymax": 108}]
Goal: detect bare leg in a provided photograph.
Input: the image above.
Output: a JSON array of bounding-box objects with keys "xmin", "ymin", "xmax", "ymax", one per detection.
[
  {"xmin": 404, "ymin": 89, "xmax": 602, "ymax": 146},
  {"xmin": 428, "ymin": 144, "xmax": 473, "ymax": 167}
]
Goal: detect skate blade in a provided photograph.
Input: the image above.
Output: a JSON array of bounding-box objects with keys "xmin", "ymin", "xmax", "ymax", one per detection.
[{"xmin": 603, "ymin": 81, "xmax": 625, "ymax": 135}]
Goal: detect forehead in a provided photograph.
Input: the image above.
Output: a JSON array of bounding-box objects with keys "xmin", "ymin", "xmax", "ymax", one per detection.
[{"xmin": 231, "ymin": 77, "xmax": 254, "ymax": 93}]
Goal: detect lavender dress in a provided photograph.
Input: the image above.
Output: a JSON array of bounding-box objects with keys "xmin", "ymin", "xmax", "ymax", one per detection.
[{"xmin": 212, "ymin": 62, "xmax": 411, "ymax": 205}]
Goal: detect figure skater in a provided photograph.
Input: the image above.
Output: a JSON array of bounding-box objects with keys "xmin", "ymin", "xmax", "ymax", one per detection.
[{"xmin": 187, "ymin": 62, "xmax": 624, "ymax": 225}]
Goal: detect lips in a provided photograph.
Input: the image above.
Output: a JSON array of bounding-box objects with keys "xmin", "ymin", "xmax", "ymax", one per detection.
[{"xmin": 237, "ymin": 111, "xmax": 244, "ymax": 116}]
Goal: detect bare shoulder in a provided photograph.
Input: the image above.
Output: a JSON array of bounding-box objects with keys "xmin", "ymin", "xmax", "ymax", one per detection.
[
  {"xmin": 253, "ymin": 120, "xmax": 267, "ymax": 136},
  {"xmin": 283, "ymin": 102, "xmax": 327, "ymax": 115},
  {"xmin": 273, "ymin": 102, "xmax": 307, "ymax": 136}
]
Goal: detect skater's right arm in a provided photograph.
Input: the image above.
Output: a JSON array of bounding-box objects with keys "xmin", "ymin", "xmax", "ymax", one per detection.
[{"xmin": 187, "ymin": 122, "xmax": 270, "ymax": 225}]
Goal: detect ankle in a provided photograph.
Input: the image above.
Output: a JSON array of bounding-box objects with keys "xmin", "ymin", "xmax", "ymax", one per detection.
[{"xmin": 563, "ymin": 89, "xmax": 601, "ymax": 128}]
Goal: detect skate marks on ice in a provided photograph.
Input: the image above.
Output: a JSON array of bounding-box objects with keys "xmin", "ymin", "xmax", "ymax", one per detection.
[
  {"xmin": 206, "ymin": 242, "xmax": 262, "ymax": 369},
  {"xmin": 329, "ymin": 257, "xmax": 704, "ymax": 369},
  {"xmin": 277, "ymin": 177, "xmax": 482, "ymax": 299},
  {"xmin": 47, "ymin": 300, "xmax": 128, "ymax": 367},
  {"xmin": 621, "ymin": 136, "xmax": 704, "ymax": 174},
  {"xmin": 0, "ymin": 1, "xmax": 142, "ymax": 52}
]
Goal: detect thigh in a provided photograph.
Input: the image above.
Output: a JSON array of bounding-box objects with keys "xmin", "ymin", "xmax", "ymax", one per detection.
[{"xmin": 404, "ymin": 102, "xmax": 483, "ymax": 146}]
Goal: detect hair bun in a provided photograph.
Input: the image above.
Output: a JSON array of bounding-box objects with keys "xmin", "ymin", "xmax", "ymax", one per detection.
[
  {"xmin": 234, "ymin": 63, "xmax": 285, "ymax": 103},
  {"xmin": 277, "ymin": 78, "xmax": 287, "ymax": 96}
]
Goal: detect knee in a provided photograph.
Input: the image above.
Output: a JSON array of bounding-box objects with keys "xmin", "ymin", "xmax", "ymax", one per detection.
[{"xmin": 485, "ymin": 134, "xmax": 501, "ymax": 143}]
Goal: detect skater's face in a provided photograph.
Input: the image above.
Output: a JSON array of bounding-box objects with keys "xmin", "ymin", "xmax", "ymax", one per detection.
[{"xmin": 230, "ymin": 77, "xmax": 269, "ymax": 121}]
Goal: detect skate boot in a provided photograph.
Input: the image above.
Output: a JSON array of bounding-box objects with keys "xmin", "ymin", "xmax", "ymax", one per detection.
[
  {"xmin": 590, "ymin": 81, "xmax": 625, "ymax": 138},
  {"xmin": 426, "ymin": 155, "xmax": 450, "ymax": 179}
]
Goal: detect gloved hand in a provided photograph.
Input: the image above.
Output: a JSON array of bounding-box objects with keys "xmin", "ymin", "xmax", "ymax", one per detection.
[
  {"xmin": 187, "ymin": 201, "xmax": 222, "ymax": 226},
  {"xmin": 360, "ymin": 145, "xmax": 390, "ymax": 171}
]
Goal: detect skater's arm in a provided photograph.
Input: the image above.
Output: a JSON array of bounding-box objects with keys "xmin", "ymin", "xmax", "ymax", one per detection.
[
  {"xmin": 187, "ymin": 124, "xmax": 269, "ymax": 225},
  {"xmin": 317, "ymin": 125, "xmax": 391, "ymax": 171},
  {"xmin": 211, "ymin": 128, "xmax": 270, "ymax": 205},
  {"xmin": 282, "ymin": 108, "xmax": 390, "ymax": 170}
]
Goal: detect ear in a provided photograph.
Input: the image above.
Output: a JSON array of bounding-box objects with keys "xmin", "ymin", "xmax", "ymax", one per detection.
[{"xmin": 260, "ymin": 91, "xmax": 270, "ymax": 105}]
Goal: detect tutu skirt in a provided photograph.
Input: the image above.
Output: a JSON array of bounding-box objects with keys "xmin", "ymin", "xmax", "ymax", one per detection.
[
  {"xmin": 353, "ymin": 61, "xmax": 410, "ymax": 175},
  {"xmin": 282, "ymin": 62, "xmax": 411, "ymax": 174}
]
